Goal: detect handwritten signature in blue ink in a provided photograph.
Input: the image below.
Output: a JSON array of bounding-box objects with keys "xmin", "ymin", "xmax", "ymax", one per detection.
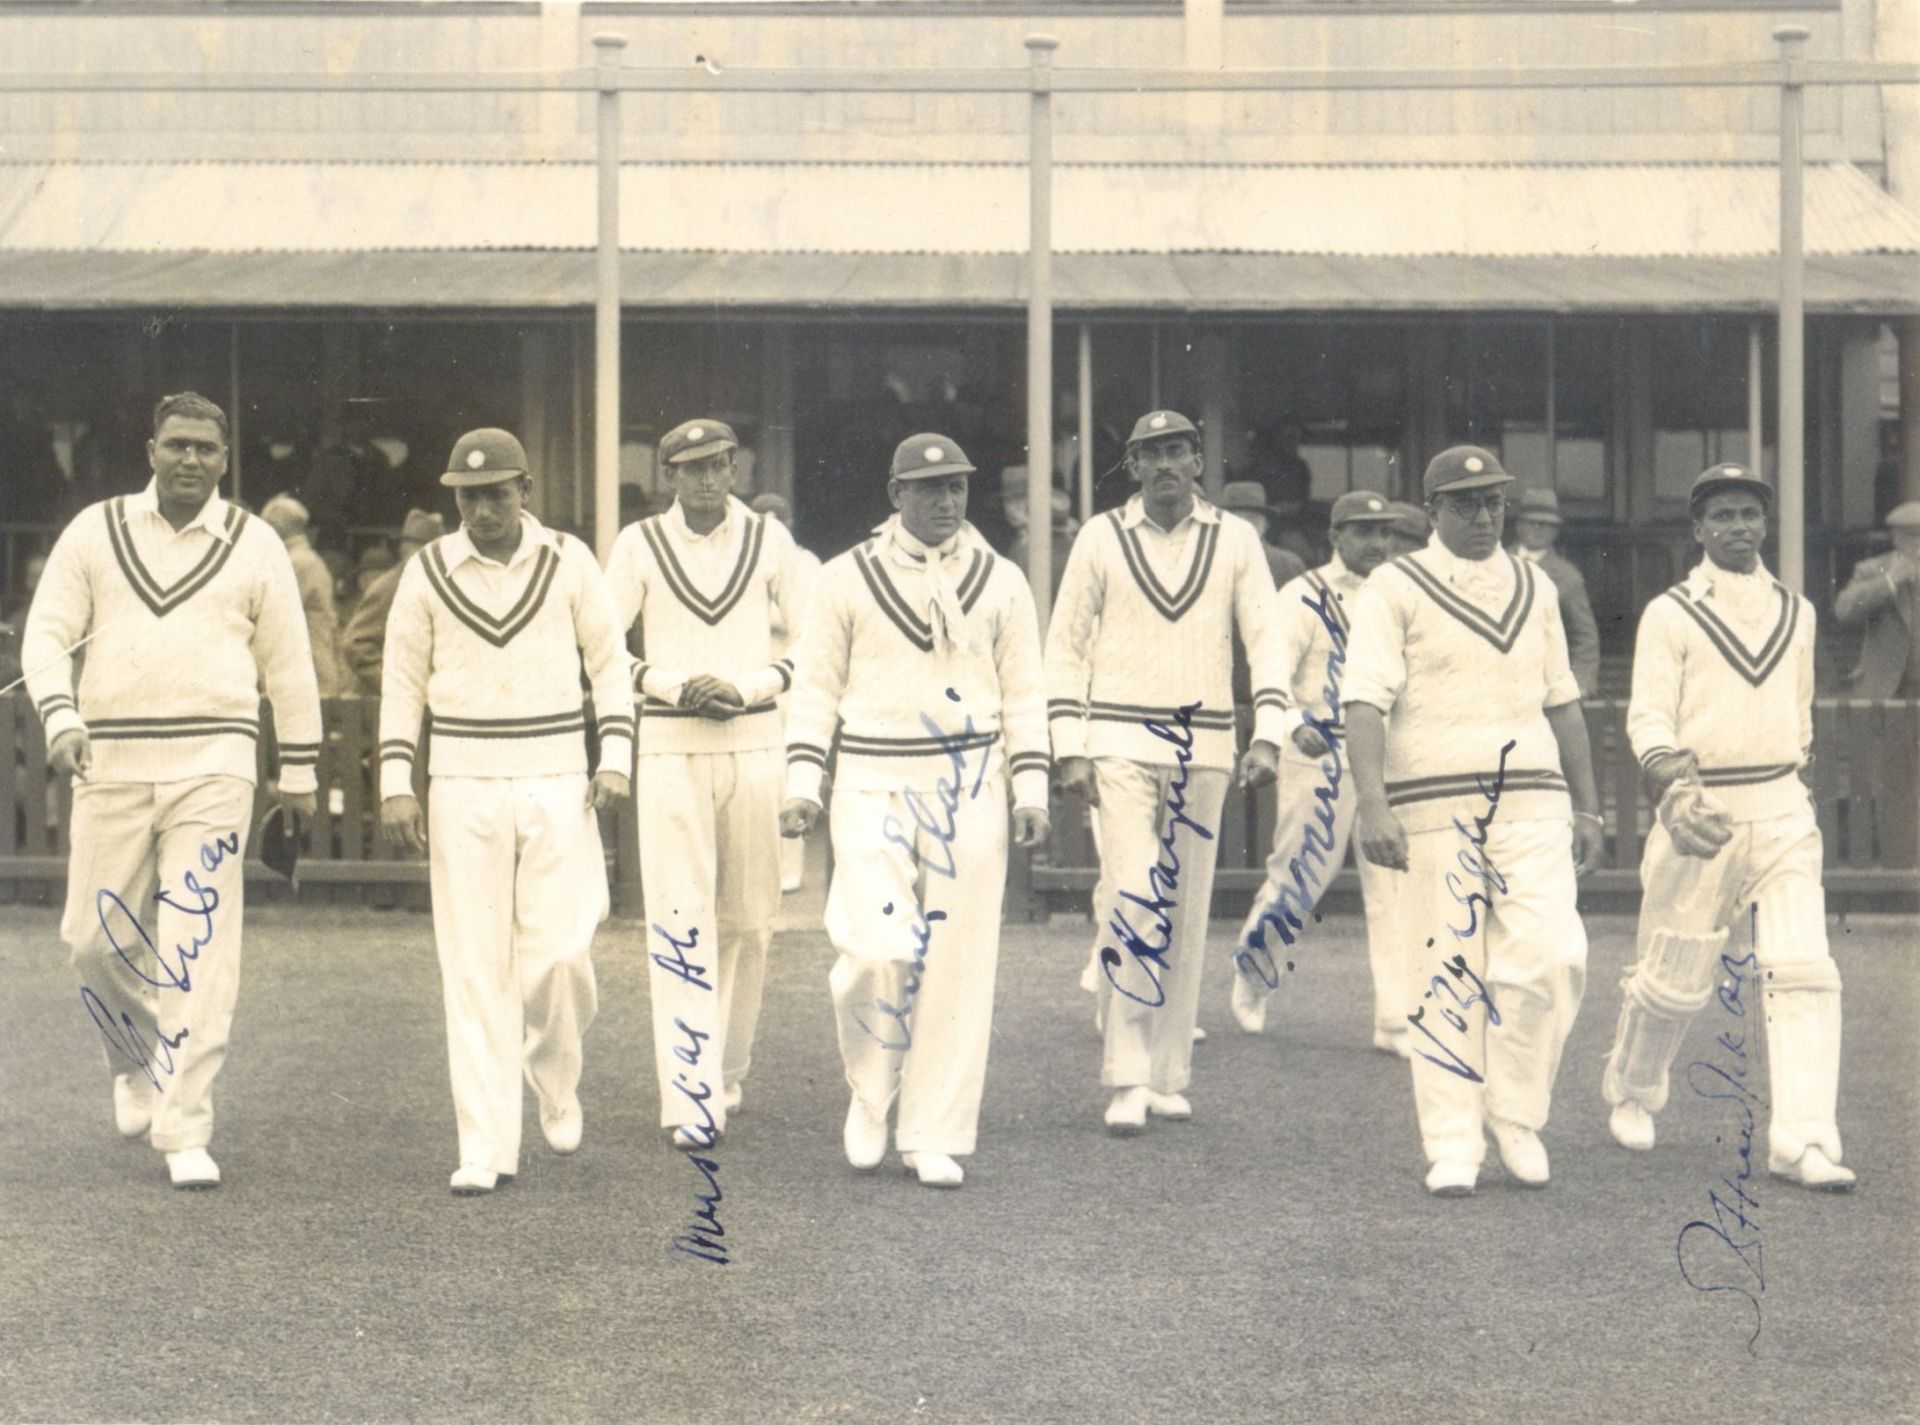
[
  {"xmin": 1676, "ymin": 905, "xmax": 1764, "ymax": 1349},
  {"xmin": 657, "ymin": 922, "xmax": 728, "ymax": 1267},
  {"xmin": 80, "ymin": 832, "xmax": 239, "ymax": 1089},
  {"xmin": 1100, "ymin": 701, "xmax": 1216, "ymax": 1009},
  {"xmin": 1237, "ymin": 587, "xmax": 1349, "ymax": 986},
  {"xmin": 1403, "ymin": 744, "xmax": 1514, "ymax": 1080},
  {"xmin": 860, "ymin": 691, "xmax": 977, "ymax": 1049}
]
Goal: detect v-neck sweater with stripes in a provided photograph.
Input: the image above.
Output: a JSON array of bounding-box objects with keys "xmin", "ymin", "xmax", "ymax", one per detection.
[
  {"xmin": 783, "ymin": 523, "xmax": 1050, "ymax": 810},
  {"xmin": 23, "ymin": 487, "xmax": 323, "ymax": 792},
  {"xmin": 1625, "ymin": 559, "xmax": 1815, "ymax": 823},
  {"xmin": 603, "ymin": 496, "xmax": 799, "ymax": 755},
  {"xmin": 1044, "ymin": 495, "xmax": 1288, "ymax": 770},
  {"xmin": 377, "ymin": 515, "xmax": 636, "ymax": 797},
  {"xmin": 1275, "ymin": 554, "xmax": 1366, "ymax": 741},
  {"xmin": 1342, "ymin": 544, "xmax": 1581, "ymax": 834}
]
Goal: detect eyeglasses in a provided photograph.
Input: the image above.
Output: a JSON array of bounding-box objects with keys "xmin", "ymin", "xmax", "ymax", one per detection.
[{"xmin": 1434, "ymin": 492, "xmax": 1507, "ymax": 520}]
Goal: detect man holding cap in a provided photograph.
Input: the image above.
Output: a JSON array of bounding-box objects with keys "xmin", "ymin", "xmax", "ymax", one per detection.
[
  {"xmin": 1599, "ymin": 463, "xmax": 1853, "ymax": 1190},
  {"xmin": 1046, "ymin": 409, "xmax": 1286, "ymax": 1136},
  {"xmin": 1230, "ymin": 490, "xmax": 1406, "ymax": 1055},
  {"xmin": 779, "ymin": 433, "xmax": 1049, "ymax": 1189},
  {"xmin": 1832, "ymin": 499, "xmax": 1920, "ymax": 698},
  {"xmin": 1510, "ymin": 487, "xmax": 1601, "ymax": 698},
  {"xmin": 604, "ymin": 418, "xmax": 802, "ymax": 1149},
  {"xmin": 379, "ymin": 428, "xmax": 634, "ymax": 1195},
  {"xmin": 1345, "ymin": 445, "xmax": 1602, "ymax": 1197}
]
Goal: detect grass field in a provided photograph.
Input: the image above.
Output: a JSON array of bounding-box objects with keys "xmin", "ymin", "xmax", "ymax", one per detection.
[{"xmin": 1, "ymin": 880, "xmax": 1915, "ymax": 1424}]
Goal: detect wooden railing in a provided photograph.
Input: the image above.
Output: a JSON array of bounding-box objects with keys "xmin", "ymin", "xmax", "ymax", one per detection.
[{"xmin": 3, "ymin": 696, "xmax": 1915, "ymax": 913}]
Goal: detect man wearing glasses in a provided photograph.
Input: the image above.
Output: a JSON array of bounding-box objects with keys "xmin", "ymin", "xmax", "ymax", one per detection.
[{"xmin": 1344, "ymin": 446, "xmax": 1603, "ymax": 1198}]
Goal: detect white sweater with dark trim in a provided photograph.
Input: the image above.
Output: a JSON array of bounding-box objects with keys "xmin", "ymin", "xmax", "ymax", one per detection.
[
  {"xmin": 1342, "ymin": 544, "xmax": 1579, "ymax": 834},
  {"xmin": 378, "ymin": 514, "xmax": 635, "ymax": 795},
  {"xmin": 23, "ymin": 483, "xmax": 322, "ymax": 792},
  {"xmin": 1626, "ymin": 559, "xmax": 1815, "ymax": 823},
  {"xmin": 1044, "ymin": 494, "xmax": 1287, "ymax": 770},
  {"xmin": 603, "ymin": 496, "xmax": 799, "ymax": 755},
  {"xmin": 784, "ymin": 520, "xmax": 1049, "ymax": 810}
]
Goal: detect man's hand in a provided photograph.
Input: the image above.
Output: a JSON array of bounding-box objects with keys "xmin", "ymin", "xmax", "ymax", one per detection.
[
  {"xmin": 381, "ymin": 794, "xmax": 427, "ymax": 855},
  {"xmin": 587, "ymin": 770, "xmax": 630, "ymax": 811},
  {"xmin": 1291, "ymin": 724, "xmax": 1331, "ymax": 758},
  {"xmin": 1357, "ymin": 796, "xmax": 1409, "ymax": 871},
  {"xmin": 681, "ymin": 674, "xmax": 745, "ymax": 720},
  {"xmin": 274, "ymin": 786, "xmax": 317, "ymax": 835},
  {"xmin": 1011, "ymin": 807, "xmax": 1050, "ymax": 848},
  {"xmin": 49, "ymin": 728, "xmax": 91, "ymax": 780},
  {"xmin": 1056, "ymin": 756, "xmax": 1098, "ymax": 806},
  {"xmin": 1571, "ymin": 813, "xmax": 1605, "ymax": 877},
  {"xmin": 779, "ymin": 798, "xmax": 821, "ymax": 838},
  {"xmin": 1237, "ymin": 740, "xmax": 1280, "ymax": 789},
  {"xmin": 1643, "ymin": 748, "xmax": 1698, "ymax": 804}
]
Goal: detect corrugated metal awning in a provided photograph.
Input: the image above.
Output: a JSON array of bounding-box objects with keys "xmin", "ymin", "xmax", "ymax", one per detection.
[{"xmin": 2, "ymin": 161, "xmax": 1917, "ymax": 311}]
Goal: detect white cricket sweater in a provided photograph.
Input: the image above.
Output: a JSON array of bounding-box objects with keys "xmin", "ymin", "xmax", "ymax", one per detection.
[
  {"xmin": 1626, "ymin": 559, "xmax": 1816, "ymax": 823},
  {"xmin": 603, "ymin": 496, "xmax": 799, "ymax": 755},
  {"xmin": 1342, "ymin": 544, "xmax": 1580, "ymax": 834},
  {"xmin": 1275, "ymin": 554, "xmax": 1366, "ymax": 742},
  {"xmin": 784, "ymin": 518, "xmax": 1049, "ymax": 810},
  {"xmin": 378, "ymin": 514, "xmax": 635, "ymax": 796},
  {"xmin": 1045, "ymin": 494, "xmax": 1288, "ymax": 770},
  {"xmin": 23, "ymin": 483, "xmax": 322, "ymax": 792}
]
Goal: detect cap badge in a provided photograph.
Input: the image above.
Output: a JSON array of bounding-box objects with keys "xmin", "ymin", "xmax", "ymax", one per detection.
[
  {"xmin": 1463, "ymin": 456, "xmax": 1484, "ymax": 473},
  {"xmin": 1150, "ymin": 414, "xmax": 1168, "ymax": 431},
  {"xmin": 1367, "ymin": 498, "xmax": 1383, "ymax": 511},
  {"xmin": 466, "ymin": 449, "xmax": 486, "ymax": 469},
  {"xmin": 688, "ymin": 426, "xmax": 705, "ymax": 442},
  {"xmin": 924, "ymin": 445, "xmax": 945, "ymax": 463}
]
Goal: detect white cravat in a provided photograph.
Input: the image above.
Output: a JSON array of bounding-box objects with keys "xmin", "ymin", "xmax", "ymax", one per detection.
[
  {"xmin": 881, "ymin": 515, "xmax": 972, "ymax": 655},
  {"xmin": 1710, "ymin": 561, "xmax": 1778, "ymax": 642}
]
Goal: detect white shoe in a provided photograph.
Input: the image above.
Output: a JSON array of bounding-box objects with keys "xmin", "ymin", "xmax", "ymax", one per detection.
[
  {"xmin": 1426, "ymin": 1159, "xmax": 1478, "ymax": 1197},
  {"xmin": 113, "ymin": 1072, "xmax": 153, "ymax": 1139},
  {"xmin": 1609, "ymin": 1102, "xmax": 1655, "ymax": 1152},
  {"xmin": 843, "ymin": 1096, "xmax": 888, "ymax": 1170},
  {"xmin": 541, "ymin": 1102, "xmax": 583, "ymax": 1155},
  {"xmin": 449, "ymin": 1163, "xmax": 499, "ymax": 1195},
  {"xmin": 1230, "ymin": 971, "xmax": 1268, "ymax": 1034},
  {"xmin": 1104, "ymin": 1086, "xmax": 1150, "ymax": 1136},
  {"xmin": 166, "ymin": 1147, "xmax": 221, "ymax": 1190},
  {"xmin": 722, "ymin": 1083, "xmax": 743, "ymax": 1115},
  {"xmin": 671, "ymin": 1123, "xmax": 722, "ymax": 1153},
  {"xmin": 1191, "ymin": 1025, "xmax": 1208, "ymax": 1044},
  {"xmin": 780, "ymin": 873, "xmax": 803, "ymax": 893},
  {"xmin": 1371, "ymin": 1027, "xmax": 1410, "ymax": 1059},
  {"xmin": 1489, "ymin": 1117, "xmax": 1550, "ymax": 1187},
  {"xmin": 1146, "ymin": 1091, "xmax": 1192, "ymax": 1122},
  {"xmin": 1771, "ymin": 1145, "xmax": 1857, "ymax": 1193},
  {"xmin": 902, "ymin": 1152, "xmax": 964, "ymax": 1189}
]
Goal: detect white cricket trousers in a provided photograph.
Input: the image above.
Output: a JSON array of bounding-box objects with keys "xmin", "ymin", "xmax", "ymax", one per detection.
[
  {"xmin": 636, "ymin": 748, "xmax": 781, "ymax": 1131},
  {"xmin": 428, "ymin": 774, "xmax": 607, "ymax": 1176},
  {"xmin": 1398, "ymin": 817, "xmax": 1587, "ymax": 1168},
  {"xmin": 1235, "ymin": 743, "xmax": 1403, "ymax": 1031},
  {"xmin": 62, "ymin": 775, "xmax": 255, "ymax": 1153},
  {"xmin": 1089, "ymin": 757, "xmax": 1231, "ymax": 1095},
  {"xmin": 825, "ymin": 771, "xmax": 1009, "ymax": 1158}
]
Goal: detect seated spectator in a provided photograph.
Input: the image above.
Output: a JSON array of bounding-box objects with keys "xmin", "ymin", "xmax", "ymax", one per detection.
[
  {"xmin": 262, "ymin": 495, "xmax": 348, "ymax": 699},
  {"xmin": 340, "ymin": 508, "xmax": 443, "ymax": 696}
]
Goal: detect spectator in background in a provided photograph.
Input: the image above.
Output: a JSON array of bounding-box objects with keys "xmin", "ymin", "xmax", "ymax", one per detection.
[
  {"xmin": 0, "ymin": 552, "xmax": 49, "ymax": 689},
  {"xmin": 340, "ymin": 508, "xmax": 443, "ymax": 696},
  {"xmin": 347, "ymin": 542, "xmax": 397, "ymax": 617},
  {"xmin": 262, "ymin": 496, "xmax": 348, "ymax": 699},
  {"xmin": 1833, "ymin": 500, "xmax": 1920, "ymax": 698},
  {"xmin": 998, "ymin": 464, "xmax": 1079, "ymax": 601},
  {"xmin": 1386, "ymin": 500, "xmax": 1431, "ymax": 555},
  {"xmin": 1217, "ymin": 481, "xmax": 1307, "ymax": 588},
  {"xmin": 1510, "ymin": 488, "xmax": 1602, "ymax": 699}
]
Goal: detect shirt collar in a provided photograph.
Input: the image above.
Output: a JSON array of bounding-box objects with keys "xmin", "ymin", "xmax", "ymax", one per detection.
[
  {"xmin": 1324, "ymin": 551, "xmax": 1359, "ymax": 585},
  {"xmin": 667, "ymin": 494, "xmax": 743, "ymax": 544},
  {"xmin": 1120, "ymin": 492, "xmax": 1220, "ymax": 533},
  {"xmin": 1685, "ymin": 556, "xmax": 1774, "ymax": 599},
  {"xmin": 443, "ymin": 512, "xmax": 554, "ymax": 571},
  {"xmin": 127, "ymin": 479, "xmax": 234, "ymax": 541},
  {"xmin": 872, "ymin": 515, "xmax": 981, "ymax": 565},
  {"xmin": 1424, "ymin": 539, "xmax": 1511, "ymax": 585}
]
